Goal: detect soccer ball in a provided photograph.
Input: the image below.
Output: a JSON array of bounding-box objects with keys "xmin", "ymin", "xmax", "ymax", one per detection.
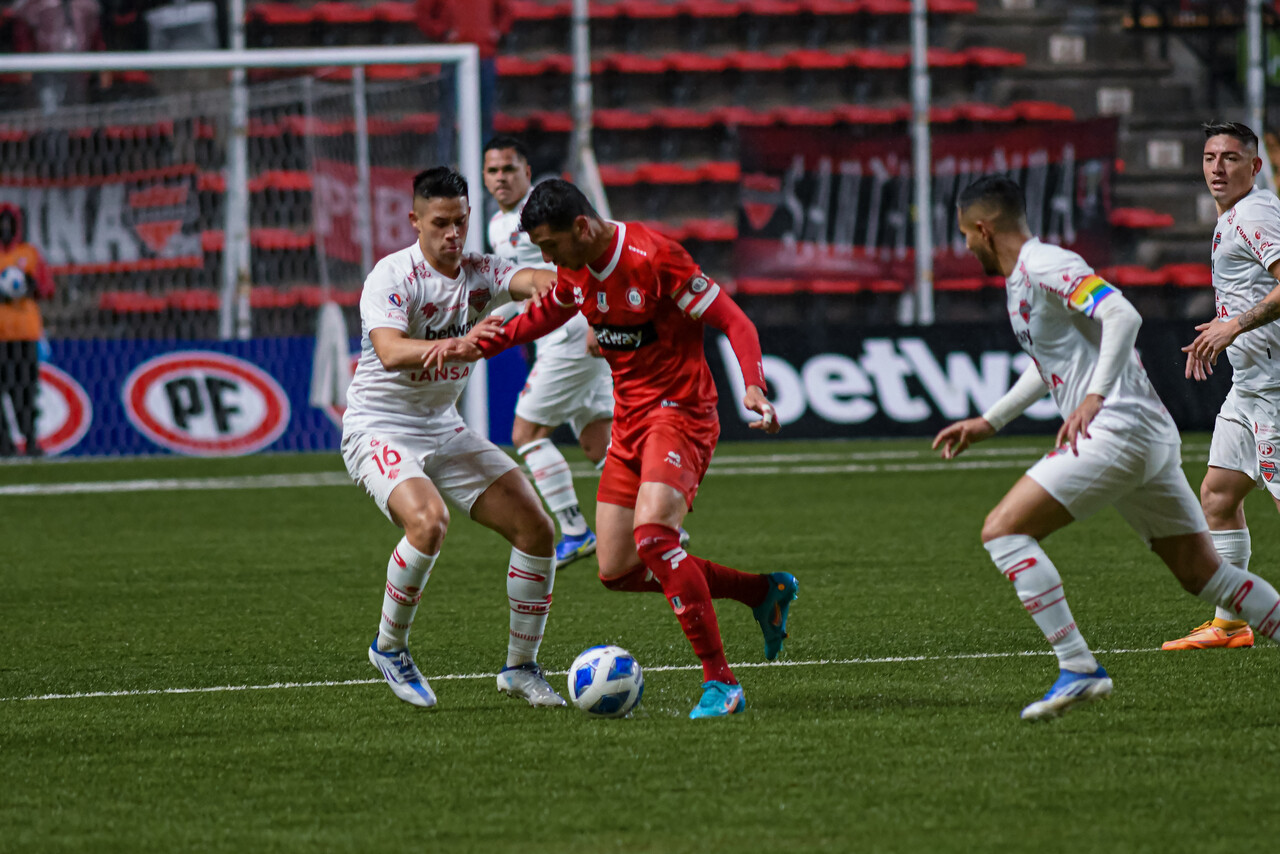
[
  {"xmin": 0, "ymin": 266, "xmax": 27, "ymax": 301},
  {"xmin": 567, "ymin": 645, "xmax": 644, "ymax": 718}
]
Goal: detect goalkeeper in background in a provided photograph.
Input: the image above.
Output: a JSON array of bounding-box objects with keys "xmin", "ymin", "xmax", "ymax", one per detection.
[{"xmin": 0, "ymin": 203, "xmax": 53, "ymax": 458}]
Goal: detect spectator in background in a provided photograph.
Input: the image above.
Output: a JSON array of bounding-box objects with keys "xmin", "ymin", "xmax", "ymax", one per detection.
[
  {"xmin": 0, "ymin": 203, "xmax": 54, "ymax": 458},
  {"xmin": 10, "ymin": 0, "xmax": 105, "ymax": 111}
]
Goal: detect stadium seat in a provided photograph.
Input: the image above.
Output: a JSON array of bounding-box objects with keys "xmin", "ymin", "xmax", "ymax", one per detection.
[
  {"xmin": 681, "ymin": 218, "xmax": 738, "ymax": 241},
  {"xmin": 836, "ymin": 104, "xmax": 907, "ymax": 124},
  {"xmin": 598, "ymin": 164, "xmax": 643, "ymax": 186},
  {"xmin": 635, "ymin": 162, "xmax": 704, "ymax": 183},
  {"xmin": 1098, "ymin": 265, "xmax": 1168, "ymax": 287},
  {"xmin": 934, "ymin": 277, "xmax": 988, "ymax": 292},
  {"xmin": 737, "ymin": 277, "xmax": 802, "ymax": 294},
  {"xmin": 955, "ymin": 101, "xmax": 1019, "ymax": 123},
  {"xmin": 808, "ymin": 278, "xmax": 864, "ymax": 294},
  {"xmin": 98, "ymin": 291, "xmax": 169, "ymax": 314},
  {"xmin": 860, "ymin": 0, "xmax": 911, "ymax": 14},
  {"xmin": 666, "ymin": 52, "xmax": 732, "ymax": 73},
  {"xmin": 167, "ymin": 290, "xmax": 221, "ymax": 311},
  {"xmin": 1109, "ymin": 207, "xmax": 1176, "ymax": 229},
  {"xmin": 926, "ymin": 48, "xmax": 969, "ymax": 68},
  {"xmin": 593, "ymin": 108, "xmax": 656, "ymax": 129},
  {"xmin": 771, "ymin": 106, "xmax": 841, "ymax": 126},
  {"xmin": 964, "ymin": 46, "xmax": 1026, "ymax": 68},
  {"xmin": 650, "ymin": 106, "xmax": 720, "ymax": 128},
  {"xmin": 698, "ymin": 161, "xmax": 741, "ymax": 182},
  {"xmin": 507, "ymin": 0, "xmax": 573, "ymax": 21},
  {"xmin": 1160, "ymin": 262, "xmax": 1212, "ymax": 288},
  {"xmin": 928, "ymin": 0, "xmax": 977, "ymax": 11},
  {"xmin": 1013, "ymin": 101, "xmax": 1075, "ymax": 122},
  {"xmin": 713, "ymin": 105, "xmax": 776, "ymax": 126},
  {"xmin": 846, "ymin": 47, "xmax": 910, "ymax": 69}
]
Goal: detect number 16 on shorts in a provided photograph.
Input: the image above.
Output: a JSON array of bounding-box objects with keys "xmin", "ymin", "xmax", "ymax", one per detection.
[{"xmin": 369, "ymin": 439, "xmax": 403, "ymax": 479}]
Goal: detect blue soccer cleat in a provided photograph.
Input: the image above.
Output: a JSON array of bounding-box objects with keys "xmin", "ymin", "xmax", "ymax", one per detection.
[
  {"xmin": 497, "ymin": 662, "xmax": 567, "ymax": 707},
  {"xmin": 368, "ymin": 640, "xmax": 437, "ymax": 708},
  {"xmin": 1020, "ymin": 666, "xmax": 1113, "ymax": 721},
  {"xmin": 752, "ymin": 572, "xmax": 798, "ymax": 661},
  {"xmin": 555, "ymin": 529, "xmax": 597, "ymax": 568},
  {"xmin": 689, "ymin": 680, "xmax": 746, "ymax": 719}
]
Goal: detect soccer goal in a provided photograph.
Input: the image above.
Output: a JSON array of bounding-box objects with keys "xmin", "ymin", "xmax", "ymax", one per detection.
[{"xmin": 0, "ymin": 45, "xmax": 482, "ymax": 341}]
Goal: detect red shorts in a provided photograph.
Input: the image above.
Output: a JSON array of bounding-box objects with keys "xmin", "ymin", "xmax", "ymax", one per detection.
[{"xmin": 597, "ymin": 410, "xmax": 720, "ymax": 510}]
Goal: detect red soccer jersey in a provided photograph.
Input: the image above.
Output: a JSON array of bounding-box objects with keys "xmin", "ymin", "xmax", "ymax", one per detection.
[{"xmin": 549, "ymin": 222, "xmax": 724, "ymax": 422}]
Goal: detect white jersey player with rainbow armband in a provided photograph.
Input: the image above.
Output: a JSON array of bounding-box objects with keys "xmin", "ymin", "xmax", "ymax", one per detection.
[
  {"xmin": 483, "ymin": 137, "xmax": 615, "ymax": 570},
  {"xmin": 934, "ymin": 175, "xmax": 1280, "ymax": 722},
  {"xmin": 1164, "ymin": 121, "xmax": 1280, "ymax": 651},
  {"xmin": 342, "ymin": 165, "xmax": 570, "ymax": 712}
]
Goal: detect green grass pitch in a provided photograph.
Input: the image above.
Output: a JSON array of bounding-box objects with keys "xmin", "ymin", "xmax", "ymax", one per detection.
[{"xmin": 2, "ymin": 436, "xmax": 1278, "ymax": 853}]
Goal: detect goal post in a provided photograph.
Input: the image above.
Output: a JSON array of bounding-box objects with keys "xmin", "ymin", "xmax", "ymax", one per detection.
[{"xmin": 0, "ymin": 45, "xmax": 494, "ymax": 438}]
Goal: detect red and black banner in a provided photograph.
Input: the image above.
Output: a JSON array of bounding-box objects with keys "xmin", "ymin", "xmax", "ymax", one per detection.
[{"xmin": 736, "ymin": 119, "xmax": 1119, "ymax": 282}]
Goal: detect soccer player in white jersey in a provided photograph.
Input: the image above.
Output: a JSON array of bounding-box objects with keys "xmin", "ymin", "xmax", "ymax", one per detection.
[
  {"xmin": 933, "ymin": 175, "xmax": 1280, "ymax": 720},
  {"xmin": 1163, "ymin": 121, "xmax": 1280, "ymax": 650},
  {"xmin": 343, "ymin": 166, "xmax": 567, "ymax": 709},
  {"xmin": 482, "ymin": 136, "xmax": 615, "ymax": 568}
]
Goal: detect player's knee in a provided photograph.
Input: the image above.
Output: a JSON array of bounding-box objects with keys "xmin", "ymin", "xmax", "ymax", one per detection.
[
  {"xmin": 402, "ymin": 506, "xmax": 449, "ymax": 553},
  {"xmin": 1199, "ymin": 481, "xmax": 1236, "ymax": 525},
  {"xmin": 512, "ymin": 507, "xmax": 555, "ymax": 554},
  {"xmin": 980, "ymin": 508, "xmax": 1015, "ymax": 543}
]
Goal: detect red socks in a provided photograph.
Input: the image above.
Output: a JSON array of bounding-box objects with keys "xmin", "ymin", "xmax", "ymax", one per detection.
[{"xmin": 634, "ymin": 523, "xmax": 734, "ymax": 684}]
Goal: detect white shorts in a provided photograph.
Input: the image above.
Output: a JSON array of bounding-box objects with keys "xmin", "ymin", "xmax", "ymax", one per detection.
[
  {"xmin": 514, "ymin": 353, "xmax": 614, "ymax": 437},
  {"xmin": 1027, "ymin": 427, "xmax": 1207, "ymax": 543},
  {"xmin": 341, "ymin": 426, "xmax": 519, "ymax": 521},
  {"xmin": 1208, "ymin": 386, "xmax": 1280, "ymax": 500}
]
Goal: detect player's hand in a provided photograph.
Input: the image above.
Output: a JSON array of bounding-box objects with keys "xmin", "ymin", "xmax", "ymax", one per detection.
[
  {"xmin": 743, "ymin": 385, "xmax": 779, "ymax": 434},
  {"xmin": 1056, "ymin": 393, "xmax": 1104, "ymax": 456},
  {"xmin": 1182, "ymin": 318, "xmax": 1239, "ymax": 366},
  {"xmin": 530, "ymin": 276, "xmax": 556, "ymax": 308},
  {"xmin": 1184, "ymin": 350, "xmax": 1213, "ymax": 381},
  {"xmin": 422, "ymin": 338, "xmax": 476, "ymax": 372},
  {"xmin": 932, "ymin": 417, "xmax": 995, "ymax": 460},
  {"xmin": 585, "ymin": 327, "xmax": 603, "ymax": 358}
]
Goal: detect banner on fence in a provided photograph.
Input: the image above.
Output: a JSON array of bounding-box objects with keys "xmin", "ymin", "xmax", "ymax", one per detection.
[{"xmin": 736, "ymin": 119, "xmax": 1119, "ymax": 282}]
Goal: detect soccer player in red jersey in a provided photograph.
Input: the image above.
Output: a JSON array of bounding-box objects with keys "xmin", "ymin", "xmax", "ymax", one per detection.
[{"xmin": 439, "ymin": 178, "xmax": 798, "ymax": 718}]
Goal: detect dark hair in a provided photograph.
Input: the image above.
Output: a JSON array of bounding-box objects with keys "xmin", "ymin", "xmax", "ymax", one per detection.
[
  {"xmin": 956, "ymin": 174, "xmax": 1027, "ymax": 221},
  {"xmin": 1203, "ymin": 121, "xmax": 1259, "ymax": 152},
  {"xmin": 483, "ymin": 135, "xmax": 530, "ymax": 162},
  {"xmin": 519, "ymin": 178, "xmax": 599, "ymax": 233},
  {"xmin": 412, "ymin": 167, "xmax": 468, "ymax": 202}
]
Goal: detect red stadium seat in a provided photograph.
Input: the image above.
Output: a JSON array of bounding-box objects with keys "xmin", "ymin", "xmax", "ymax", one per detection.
[
  {"xmin": 604, "ymin": 52, "xmax": 669, "ymax": 73},
  {"xmin": 698, "ymin": 161, "xmax": 741, "ymax": 182},
  {"xmin": 312, "ymin": 2, "xmax": 377, "ymax": 24},
  {"xmin": 99, "ymin": 291, "xmax": 168, "ymax": 313},
  {"xmin": 926, "ymin": 48, "xmax": 969, "ymax": 68},
  {"xmin": 713, "ymin": 105, "xmax": 775, "ymax": 126},
  {"xmin": 742, "ymin": 0, "xmax": 805, "ymax": 15},
  {"xmin": 598, "ymin": 164, "xmax": 643, "ymax": 185},
  {"xmin": 846, "ymin": 48, "xmax": 910, "ymax": 69},
  {"xmin": 934, "ymin": 277, "xmax": 987, "ymax": 292},
  {"xmin": 737, "ymin": 277, "xmax": 801, "ymax": 294},
  {"xmin": 1098, "ymin": 265, "xmax": 1169, "ymax": 287},
  {"xmin": 929, "ymin": 105, "xmax": 961, "ymax": 124},
  {"xmin": 527, "ymin": 110, "xmax": 574, "ymax": 132},
  {"xmin": 249, "ymin": 2, "xmax": 314, "ymax": 25},
  {"xmin": 1160, "ymin": 262, "xmax": 1212, "ymax": 288},
  {"xmin": 802, "ymin": 0, "xmax": 863, "ymax": 15},
  {"xmin": 808, "ymin": 278, "xmax": 864, "ymax": 294},
  {"xmin": 493, "ymin": 113, "xmax": 531, "ymax": 132},
  {"xmin": 635, "ymin": 162, "xmax": 703, "ymax": 183},
  {"xmin": 650, "ymin": 106, "xmax": 719, "ymax": 127},
  {"xmin": 837, "ymin": 104, "xmax": 907, "ymax": 124},
  {"xmin": 666, "ymin": 52, "xmax": 732, "ymax": 72},
  {"xmin": 678, "ymin": 0, "xmax": 745, "ymax": 16},
  {"xmin": 618, "ymin": 0, "xmax": 683, "ymax": 18},
  {"xmin": 168, "ymin": 290, "xmax": 221, "ymax": 311},
  {"xmin": 724, "ymin": 50, "xmax": 788, "ymax": 71},
  {"xmin": 589, "ymin": 1, "xmax": 627, "ymax": 18},
  {"xmin": 507, "ymin": 0, "xmax": 572, "ymax": 20},
  {"xmin": 783, "ymin": 49, "xmax": 849, "ymax": 70},
  {"xmin": 1109, "ymin": 207, "xmax": 1176, "ymax": 229},
  {"xmin": 372, "ymin": 2, "xmax": 417, "ymax": 23},
  {"xmin": 594, "ymin": 108, "xmax": 656, "ymax": 129},
  {"xmin": 860, "ymin": 0, "xmax": 911, "ymax": 14},
  {"xmin": 1013, "ymin": 101, "xmax": 1075, "ymax": 122},
  {"xmin": 771, "ymin": 106, "xmax": 840, "ymax": 126},
  {"xmin": 681, "ymin": 218, "xmax": 738, "ymax": 241},
  {"xmin": 869, "ymin": 279, "xmax": 905, "ymax": 293},
  {"xmin": 964, "ymin": 46, "xmax": 1026, "ymax": 67},
  {"xmin": 927, "ymin": 0, "xmax": 977, "ymax": 12},
  {"xmin": 956, "ymin": 102, "xmax": 1019, "ymax": 123}
]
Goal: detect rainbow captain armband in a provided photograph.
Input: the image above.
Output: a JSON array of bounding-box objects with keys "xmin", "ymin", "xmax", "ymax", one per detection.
[{"xmin": 1066, "ymin": 274, "xmax": 1116, "ymax": 316}]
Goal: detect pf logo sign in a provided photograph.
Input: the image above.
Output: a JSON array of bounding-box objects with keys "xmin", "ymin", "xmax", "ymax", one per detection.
[
  {"xmin": 3, "ymin": 364, "xmax": 92, "ymax": 456},
  {"xmin": 123, "ymin": 351, "xmax": 290, "ymax": 456}
]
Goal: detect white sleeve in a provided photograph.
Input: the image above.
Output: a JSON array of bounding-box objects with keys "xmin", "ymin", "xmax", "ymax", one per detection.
[
  {"xmin": 1234, "ymin": 213, "xmax": 1280, "ymax": 270},
  {"xmin": 1084, "ymin": 291, "xmax": 1143, "ymax": 398},
  {"xmin": 982, "ymin": 363, "xmax": 1050, "ymax": 431},
  {"xmin": 359, "ymin": 263, "xmax": 409, "ymax": 333}
]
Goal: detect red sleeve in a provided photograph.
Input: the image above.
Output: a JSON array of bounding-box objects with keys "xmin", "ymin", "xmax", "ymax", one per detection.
[
  {"xmin": 698, "ymin": 290, "xmax": 767, "ymax": 392},
  {"xmin": 477, "ymin": 286, "xmax": 578, "ymax": 358}
]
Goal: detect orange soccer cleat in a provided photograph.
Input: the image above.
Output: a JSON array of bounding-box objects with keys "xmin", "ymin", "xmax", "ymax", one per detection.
[{"xmin": 1161, "ymin": 620, "xmax": 1255, "ymax": 650}]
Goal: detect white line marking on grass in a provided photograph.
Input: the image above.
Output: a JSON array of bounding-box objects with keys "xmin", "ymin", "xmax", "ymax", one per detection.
[
  {"xmin": 11, "ymin": 645, "xmax": 1258, "ymax": 703},
  {"xmin": 0, "ymin": 472, "xmax": 353, "ymax": 496}
]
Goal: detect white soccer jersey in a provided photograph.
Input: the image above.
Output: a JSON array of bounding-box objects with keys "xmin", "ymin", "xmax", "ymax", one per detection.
[
  {"xmin": 488, "ymin": 191, "xmax": 591, "ymax": 358},
  {"xmin": 1210, "ymin": 187, "xmax": 1280, "ymax": 393},
  {"xmin": 1006, "ymin": 238, "xmax": 1180, "ymax": 443},
  {"xmin": 342, "ymin": 241, "xmax": 517, "ymax": 436}
]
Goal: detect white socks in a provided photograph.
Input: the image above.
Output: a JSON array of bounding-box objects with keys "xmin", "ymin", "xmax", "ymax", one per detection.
[
  {"xmin": 518, "ymin": 438, "xmax": 588, "ymax": 536},
  {"xmin": 506, "ymin": 547, "xmax": 556, "ymax": 666},
  {"xmin": 1211, "ymin": 529, "xmax": 1251, "ymax": 622},
  {"xmin": 377, "ymin": 537, "xmax": 437, "ymax": 652},
  {"xmin": 1198, "ymin": 560, "xmax": 1280, "ymax": 642},
  {"xmin": 985, "ymin": 535, "xmax": 1100, "ymax": 673}
]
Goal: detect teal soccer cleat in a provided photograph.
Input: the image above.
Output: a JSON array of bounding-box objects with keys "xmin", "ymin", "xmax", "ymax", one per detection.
[
  {"xmin": 752, "ymin": 572, "xmax": 798, "ymax": 660},
  {"xmin": 689, "ymin": 681, "xmax": 746, "ymax": 719},
  {"xmin": 555, "ymin": 529, "xmax": 597, "ymax": 568}
]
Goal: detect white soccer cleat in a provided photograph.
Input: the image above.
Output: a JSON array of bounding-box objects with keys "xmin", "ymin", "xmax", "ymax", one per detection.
[
  {"xmin": 368, "ymin": 641, "xmax": 437, "ymax": 708},
  {"xmin": 497, "ymin": 662, "xmax": 567, "ymax": 707},
  {"xmin": 1020, "ymin": 666, "xmax": 1112, "ymax": 721}
]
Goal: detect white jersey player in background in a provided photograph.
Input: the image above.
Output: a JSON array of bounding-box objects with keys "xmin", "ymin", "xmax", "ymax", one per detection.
[
  {"xmin": 1163, "ymin": 121, "xmax": 1280, "ymax": 650},
  {"xmin": 343, "ymin": 166, "xmax": 567, "ymax": 709},
  {"xmin": 482, "ymin": 136, "xmax": 615, "ymax": 568},
  {"xmin": 933, "ymin": 175, "xmax": 1280, "ymax": 720}
]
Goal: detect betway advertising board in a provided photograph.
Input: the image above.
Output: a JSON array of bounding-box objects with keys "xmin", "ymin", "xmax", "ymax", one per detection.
[{"xmin": 706, "ymin": 320, "xmax": 1230, "ymax": 441}]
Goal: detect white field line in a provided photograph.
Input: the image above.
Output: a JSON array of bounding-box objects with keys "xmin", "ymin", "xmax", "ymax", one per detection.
[
  {"xmin": 10, "ymin": 645, "xmax": 1266, "ymax": 704},
  {"xmin": 0, "ymin": 443, "xmax": 1213, "ymax": 497}
]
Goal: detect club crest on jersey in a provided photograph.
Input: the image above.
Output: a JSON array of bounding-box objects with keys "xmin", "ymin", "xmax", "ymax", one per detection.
[
  {"xmin": 688, "ymin": 275, "xmax": 709, "ymax": 294},
  {"xmin": 597, "ymin": 291, "xmax": 609, "ymax": 312},
  {"xmin": 388, "ymin": 293, "xmax": 404, "ymax": 307},
  {"xmin": 468, "ymin": 288, "xmax": 489, "ymax": 313},
  {"xmin": 1262, "ymin": 460, "xmax": 1276, "ymax": 482},
  {"xmin": 1018, "ymin": 299, "xmax": 1031, "ymax": 324},
  {"xmin": 626, "ymin": 287, "xmax": 644, "ymax": 308},
  {"xmin": 509, "ymin": 230, "xmax": 519, "ymax": 247},
  {"xmin": 1214, "ymin": 231, "xmax": 1222, "ymax": 251}
]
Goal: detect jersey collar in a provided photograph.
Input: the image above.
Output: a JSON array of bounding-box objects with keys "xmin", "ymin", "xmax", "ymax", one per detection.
[{"xmin": 588, "ymin": 221, "xmax": 626, "ymax": 281}]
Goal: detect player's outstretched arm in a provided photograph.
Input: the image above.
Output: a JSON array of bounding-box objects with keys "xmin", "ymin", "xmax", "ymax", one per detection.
[
  {"xmin": 932, "ymin": 417, "xmax": 996, "ymax": 460},
  {"xmin": 369, "ymin": 327, "xmax": 467, "ymax": 371},
  {"xmin": 697, "ymin": 290, "xmax": 777, "ymax": 433},
  {"xmin": 507, "ymin": 268, "xmax": 557, "ymax": 303},
  {"xmin": 421, "ymin": 316, "xmax": 505, "ymax": 371},
  {"xmin": 475, "ymin": 283, "xmax": 578, "ymax": 359}
]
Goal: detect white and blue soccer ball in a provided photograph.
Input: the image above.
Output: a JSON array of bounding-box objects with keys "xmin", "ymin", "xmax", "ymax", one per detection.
[
  {"xmin": 567, "ymin": 645, "xmax": 644, "ymax": 718},
  {"xmin": 0, "ymin": 266, "xmax": 27, "ymax": 301}
]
